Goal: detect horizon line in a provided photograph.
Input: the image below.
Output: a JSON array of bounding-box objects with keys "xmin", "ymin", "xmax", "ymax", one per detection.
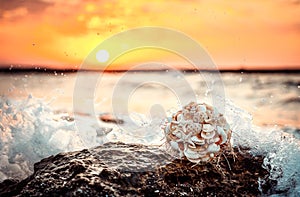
[{"xmin": 0, "ymin": 67, "xmax": 299, "ymax": 74}]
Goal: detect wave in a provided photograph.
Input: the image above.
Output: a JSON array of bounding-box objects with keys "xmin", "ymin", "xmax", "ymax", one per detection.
[{"xmin": 282, "ymin": 97, "xmax": 300, "ymax": 104}]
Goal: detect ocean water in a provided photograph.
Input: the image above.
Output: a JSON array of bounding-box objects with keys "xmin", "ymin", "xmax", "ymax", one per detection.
[{"xmin": 0, "ymin": 70, "xmax": 299, "ymax": 195}]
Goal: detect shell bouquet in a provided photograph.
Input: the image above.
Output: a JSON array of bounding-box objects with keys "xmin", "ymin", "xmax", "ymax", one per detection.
[{"xmin": 163, "ymin": 102, "xmax": 232, "ymax": 163}]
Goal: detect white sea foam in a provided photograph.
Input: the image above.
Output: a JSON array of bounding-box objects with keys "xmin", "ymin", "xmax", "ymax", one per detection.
[
  {"xmin": 225, "ymin": 99, "xmax": 300, "ymax": 196},
  {"xmin": 0, "ymin": 95, "xmax": 91, "ymax": 181}
]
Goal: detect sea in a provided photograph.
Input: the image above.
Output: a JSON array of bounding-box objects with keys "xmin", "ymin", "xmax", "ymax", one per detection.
[{"xmin": 0, "ymin": 70, "xmax": 299, "ymax": 196}]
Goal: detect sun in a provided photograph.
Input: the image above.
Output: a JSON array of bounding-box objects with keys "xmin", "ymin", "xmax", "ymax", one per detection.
[{"xmin": 96, "ymin": 50, "xmax": 110, "ymax": 63}]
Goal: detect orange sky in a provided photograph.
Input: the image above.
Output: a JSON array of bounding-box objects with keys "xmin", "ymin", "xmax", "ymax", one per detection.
[{"xmin": 0, "ymin": 0, "xmax": 299, "ymax": 70}]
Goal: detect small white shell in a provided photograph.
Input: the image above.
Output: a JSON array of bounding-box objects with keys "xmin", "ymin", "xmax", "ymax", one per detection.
[
  {"xmin": 170, "ymin": 141, "xmax": 179, "ymax": 151},
  {"xmin": 202, "ymin": 124, "xmax": 214, "ymax": 132},
  {"xmin": 186, "ymin": 123, "xmax": 202, "ymax": 134},
  {"xmin": 171, "ymin": 120, "xmax": 179, "ymax": 124},
  {"xmin": 217, "ymin": 126, "xmax": 227, "ymax": 144},
  {"xmin": 199, "ymin": 104, "xmax": 206, "ymax": 113},
  {"xmin": 208, "ymin": 136, "xmax": 220, "ymax": 144},
  {"xmin": 201, "ymin": 130, "xmax": 216, "ymax": 139},
  {"xmin": 193, "ymin": 114, "xmax": 200, "ymax": 123},
  {"xmin": 164, "ymin": 124, "xmax": 170, "ymax": 134},
  {"xmin": 207, "ymin": 143, "xmax": 220, "ymax": 153},
  {"xmin": 204, "ymin": 117, "xmax": 213, "ymax": 124},
  {"xmin": 187, "ymin": 158, "xmax": 201, "ymax": 163},
  {"xmin": 173, "ymin": 131, "xmax": 182, "ymax": 138},
  {"xmin": 178, "ymin": 113, "xmax": 184, "ymax": 121},
  {"xmin": 191, "ymin": 106, "xmax": 196, "ymax": 110},
  {"xmin": 184, "ymin": 148, "xmax": 200, "ymax": 159},
  {"xmin": 200, "ymin": 110, "xmax": 206, "ymax": 115},
  {"xmin": 194, "ymin": 150, "xmax": 207, "ymax": 157},
  {"xmin": 190, "ymin": 136, "xmax": 205, "ymax": 145},
  {"xmin": 168, "ymin": 133, "xmax": 180, "ymax": 141},
  {"xmin": 188, "ymin": 143, "xmax": 196, "ymax": 149}
]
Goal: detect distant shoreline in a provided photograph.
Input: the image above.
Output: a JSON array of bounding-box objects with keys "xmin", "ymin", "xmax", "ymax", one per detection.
[{"xmin": 0, "ymin": 67, "xmax": 299, "ymax": 74}]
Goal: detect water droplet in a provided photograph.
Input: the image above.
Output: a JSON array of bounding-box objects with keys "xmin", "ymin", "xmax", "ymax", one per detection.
[{"xmin": 205, "ymin": 89, "xmax": 211, "ymax": 96}]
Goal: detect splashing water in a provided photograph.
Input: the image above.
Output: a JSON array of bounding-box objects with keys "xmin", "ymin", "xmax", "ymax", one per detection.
[
  {"xmin": 0, "ymin": 95, "xmax": 299, "ymax": 196},
  {"xmin": 225, "ymin": 99, "xmax": 300, "ymax": 196},
  {"xmin": 0, "ymin": 95, "xmax": 164, "ymax": 181},
  {"xmin": 0, "ymin": 95, "xmax": 96, "ymax": 181}
]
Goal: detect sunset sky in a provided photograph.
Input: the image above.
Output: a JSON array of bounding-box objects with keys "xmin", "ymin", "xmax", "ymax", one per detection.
[{"xmin": 0, "ymin": 0, "xmax": 299, "ymax": 70}]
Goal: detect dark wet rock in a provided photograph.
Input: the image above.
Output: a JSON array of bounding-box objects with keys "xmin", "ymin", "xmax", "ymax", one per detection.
[
  {"xmin": 0, "ymin": 142, "xmax": 272, "ymax": 196},
  {"xmin": 99, "ymin": 113, "xmax": 124, "ymax": 124}
]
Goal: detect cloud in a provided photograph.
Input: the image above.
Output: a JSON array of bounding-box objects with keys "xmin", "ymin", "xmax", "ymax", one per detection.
[
  {"xmin": 289, "ymin": 0, "xmax": 300, "ymax": 5},
  {"xmin": 2, "ymin": 7, "xmax": 28, "ymax": 19},
  {"xmin": 0, "ymin": 0, "xmax": 52, "ymax": 11},
  {"xmin": 0, "ymin": 0, "xmax": 53, "ymax": 19}
]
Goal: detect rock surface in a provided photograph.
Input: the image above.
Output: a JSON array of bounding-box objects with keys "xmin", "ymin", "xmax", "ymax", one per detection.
[{"xmin": 0, "ymin": 142, "xmax": 272, "ymax": 196}]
